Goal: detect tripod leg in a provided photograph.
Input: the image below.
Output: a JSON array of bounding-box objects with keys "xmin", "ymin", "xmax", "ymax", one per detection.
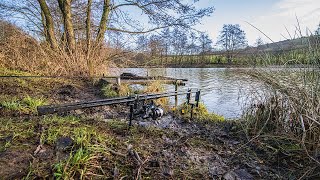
[
  {"xmin": 129, "ymin": 104, "xmax": 134, "ymax": 126},
  {"xmin": 190, "ymin": 104, "xmax": 194, "ymax": 120}
]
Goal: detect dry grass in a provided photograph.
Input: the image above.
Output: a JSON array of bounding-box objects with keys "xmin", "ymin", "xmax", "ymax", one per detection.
[
  {"xmin": 239, "ymin": 21, "xmax": 320, "ymax": 178},
  {"xmin": 0, "ymin": 21, "xmax": 118, "ymax": 76},
  {"xmin": 241, "ymin": 67, "xmax": 320, "ymax": 178},
  {"xmin": 143, "ymin": 81, "xmax": 169, "ymax": 107}
]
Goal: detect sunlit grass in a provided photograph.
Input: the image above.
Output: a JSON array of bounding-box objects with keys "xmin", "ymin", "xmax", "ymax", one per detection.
[
  {"xmin": 0, "ymin": 96, "xmax": 47, "ymax": 114},
  {"xmin": 177, "ymin": 102, "xmax": 225, "ymax": 122}
]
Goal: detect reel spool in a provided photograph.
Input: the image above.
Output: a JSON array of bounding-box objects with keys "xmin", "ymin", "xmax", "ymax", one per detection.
[{"xmin": 141, "ymin": 101, "xmax": 164, "ymax": 120}]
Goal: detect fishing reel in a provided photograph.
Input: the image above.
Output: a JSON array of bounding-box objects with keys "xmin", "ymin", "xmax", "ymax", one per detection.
[{"xmin": 140, "ymin": 101, "xmax": 164, "ymax": 120}]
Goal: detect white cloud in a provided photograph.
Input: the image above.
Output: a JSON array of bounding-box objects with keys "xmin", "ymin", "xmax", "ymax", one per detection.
[
  {"xmin": 275, "ymin": 0, "xmax": 320, "ymax": 21},
  {"xmin": 246, "ymin": 0, "xmax": 320, "ymax": 44}
]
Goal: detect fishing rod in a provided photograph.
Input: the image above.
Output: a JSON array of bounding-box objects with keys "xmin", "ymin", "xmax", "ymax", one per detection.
[{"xmin": 38, "ymin": 89, "xmax": 201, "ymax": 126}]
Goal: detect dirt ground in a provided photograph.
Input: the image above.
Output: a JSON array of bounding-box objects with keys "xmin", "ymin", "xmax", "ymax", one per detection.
[{"xmin": 0, "ymin": 77, "xmax": 309, "ymax": 179}]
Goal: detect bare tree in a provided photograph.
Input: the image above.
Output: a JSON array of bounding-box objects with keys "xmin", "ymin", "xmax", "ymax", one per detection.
[
  {"xmin": 198, "ymin": 32, "xmax": 212, "ymax": 63},
  {"xmin": 315, "ymin": 23, "xmax": 320, "ymax": 36},
  {"xmin": 38, "ymin": 0, "xmax": 59, "ymax": 50},
  {"xmin": 217, "ymin": 24, "xmax": 247, "ymax": 63},
  {"xmin": 188, "ymin": 32, "xmax": 199, "ymax": 55},
  {"xmin": 255, "ymin": 37, "xmax": 264, "ymax": 47},
  {"xmin": 0, "ymin": 0, "xmax": 214, "ymax": 74},
  {"xmin": 160, "ymin": 28, "xmax": 171, "ymax": 63},
  {"xmin": 199, "ymin": 33, "xmax": 212, "ymax": 54},
  {"xmin": 148, "ymin": 35, "xmax": 163, "ymax": 58},
  {"xmin": 171, "ymin": 27, "xmax": 188, "ymax": 63},
  {"xmin": 136, "ymin": 35, "xmax": 149, "ymax": 53}
]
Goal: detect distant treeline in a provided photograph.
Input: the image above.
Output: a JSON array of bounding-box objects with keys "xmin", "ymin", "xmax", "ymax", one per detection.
[{"xmin": 122, "ymin": 35, "xmax": 320, "ymax": 67}]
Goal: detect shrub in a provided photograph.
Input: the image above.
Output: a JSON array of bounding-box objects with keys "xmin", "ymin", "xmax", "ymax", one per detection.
[{"xmin": 242, "ymin": 66, "xmax": 320, "ymax": 178}]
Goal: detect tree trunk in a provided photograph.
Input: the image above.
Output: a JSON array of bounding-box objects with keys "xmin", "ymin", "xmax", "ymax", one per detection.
[
  {"xmin": 37, "ymin": 0, "xmax": 58, "ymax": 50},
  {"xmin": 40, "ymin": 10, "xmax": 48, "ymax": 42},
  {"xmin": 58, "ymin": 0, "xmax": 76, "ymax": 53},
  {"xmin": 86, "ymin": 0, "xmax": 93, "ymax": 76},
  {"xmin": 96, "ymin": 0, "xmax": 111, "ymax": 46}
]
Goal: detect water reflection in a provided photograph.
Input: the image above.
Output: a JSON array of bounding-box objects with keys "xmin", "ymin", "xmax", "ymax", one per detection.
[{"xmin": 110, "ymin": 68, "xmax": 264, "ymax": 119}]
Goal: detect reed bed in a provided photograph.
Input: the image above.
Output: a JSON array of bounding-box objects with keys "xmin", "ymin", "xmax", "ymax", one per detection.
[{"xmin": 241, "ymin": 65, "xmax": 320, "ymax": 178}]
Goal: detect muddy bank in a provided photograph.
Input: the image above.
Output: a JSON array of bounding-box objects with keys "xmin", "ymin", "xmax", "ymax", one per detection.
[
  {"xmin": 0, "ymin": 114, "xmax": 284, "ymax": 179},
  {"xmin": 0, "ymin": 72, "xmax": 312, "ymax": 179}
]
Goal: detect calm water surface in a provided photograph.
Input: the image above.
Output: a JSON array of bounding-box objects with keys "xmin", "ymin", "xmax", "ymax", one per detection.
[{"xmin": 110, "ymin": 68, "xmax": 265, "ymax": 119}]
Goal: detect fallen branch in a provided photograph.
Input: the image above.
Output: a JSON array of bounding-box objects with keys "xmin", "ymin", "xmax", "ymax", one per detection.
[
  {"xmin": 127, "ymin": 144, "xmax": 149, "ymax": 180},
  {"xmin": 106, "ymin": 147, "xmax": 126, "ymax": 157}
]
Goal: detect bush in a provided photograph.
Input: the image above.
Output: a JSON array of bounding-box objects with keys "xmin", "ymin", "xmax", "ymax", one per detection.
[{"xmin": 0, "ymin": 20, "xmax": 112, "ymax": 76}]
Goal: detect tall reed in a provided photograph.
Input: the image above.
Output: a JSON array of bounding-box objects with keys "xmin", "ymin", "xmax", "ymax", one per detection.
[{"xmin": 242, "ymin": 30, "xmax": 320, "ymax": 178}]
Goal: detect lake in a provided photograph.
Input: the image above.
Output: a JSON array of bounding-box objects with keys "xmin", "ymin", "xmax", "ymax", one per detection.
[{"xmin": 110, "ymin": 68, "xmax": 265, "ymax": 119}]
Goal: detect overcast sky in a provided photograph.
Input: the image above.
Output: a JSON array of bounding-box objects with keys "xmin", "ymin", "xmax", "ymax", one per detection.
[{"xmin": 194, "ymin": 0, "xmax": 320, "ymax": 46}]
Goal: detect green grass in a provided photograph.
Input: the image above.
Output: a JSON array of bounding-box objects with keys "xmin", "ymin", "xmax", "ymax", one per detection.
[
  {"xmin": 1, "ymin": 112, "xmax": 231, "ymax": 179},
  {"xmin": 0, "ymin": 96, "xmax": 47, "ymax": 114},
  {"xmin": 177, "ymin": 102, "xmax": 225, "ymax": 122},
  {"xmin": 0, "ymin": 117, "xmax": 37, "ymax": 152},
  {"xmin": 53, "ymin": 147, "xmax": 94, "ymax": 180},
  {"xmin": 40, "ymin": 116, "xmax": 105, "ymax": 146},
  {"xmin": 101, "ymin": 84, "xmax": 118, "ymax": 98},
  {"xmin": 42, "ymin": 115, "xmax": 80, "ymax": 125},
  {"xmin": 22, "ymin": 96, "xmax": 47, "ymax": 112},
  {"xmin": 101, "ymin": 83, "xmax": 137, "ymax": 98},
  {"xmin": 0, "ymin": 98, "xmax": 23, "ymax": 111}
]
